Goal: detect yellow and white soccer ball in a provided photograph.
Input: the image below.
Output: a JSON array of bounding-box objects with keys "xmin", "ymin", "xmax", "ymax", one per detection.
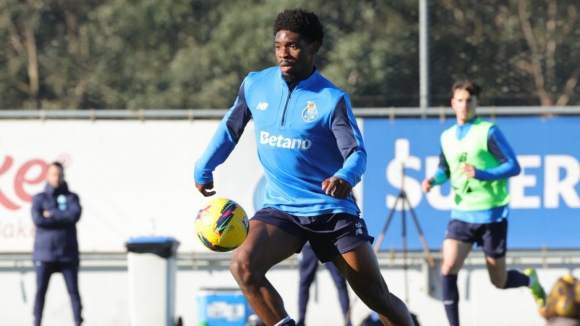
[{"xmin": 195, "ymin": 198, "xmax": 249, "ymax": 252}]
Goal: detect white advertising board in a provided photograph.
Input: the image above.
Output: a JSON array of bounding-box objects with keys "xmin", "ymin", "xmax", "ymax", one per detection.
[{"xmin": 0, "ymin": 120, "xmax": 263, "ymax": 253}]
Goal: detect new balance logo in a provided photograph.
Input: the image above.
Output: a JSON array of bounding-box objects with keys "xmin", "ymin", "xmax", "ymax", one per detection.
[
  {"xmin": 260, "ymin": 131, "xmax": 312, "ymax": 150},
  {"xmin": 256, "ymin": 102, "xmax": 269, "ymax": 110},
  {"xmin": 355, "ymin": 222, "xmax": 363, "ymax": 235}
]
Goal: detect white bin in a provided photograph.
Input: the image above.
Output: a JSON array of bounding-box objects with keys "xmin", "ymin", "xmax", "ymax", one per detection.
[{"xmin": 125, "ymin": 236, "xmax": 180, "ymax": 326}]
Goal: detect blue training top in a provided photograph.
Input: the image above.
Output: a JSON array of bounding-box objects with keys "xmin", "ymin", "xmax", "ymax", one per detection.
[
  {"xmin": 431, "ymin": 118, "xmax": 521, "ymax": 224},
  {"xmin": 194, "ymin": 67, "xmax": 366, "ymax": 217}
]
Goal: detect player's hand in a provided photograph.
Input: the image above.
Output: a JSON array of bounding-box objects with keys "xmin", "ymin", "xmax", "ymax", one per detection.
[
  {"xmin": 196, "ymin": 181, "xmax": 216, "ymax": 197},
  {"xmin": 321, "ymin": 177, "xmax": 352, "ymax": 199},
  {"xmin": 43, "ymin": 210, "xmax": 51, "ymax": 218},
  {"xmin": 461, "ymin": 164, "xmax": 476, "ymax": 178},
  {"xmin": 421, "ymin": 178, "xmax": 432, "ymax": 193}
]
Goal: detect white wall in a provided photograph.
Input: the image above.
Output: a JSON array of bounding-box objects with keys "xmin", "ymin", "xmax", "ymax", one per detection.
[{"xmin": 0, "ymin": 119, "xmax": 264, "ymax": 254}]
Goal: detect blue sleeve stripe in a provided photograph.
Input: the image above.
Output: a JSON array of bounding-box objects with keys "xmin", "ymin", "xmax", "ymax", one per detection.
[
  {"xmin": 433, "ymin": 166, "xmax": 450, "ymax": 185},
  {"xmin": 331, "ymin": 96, "xmax": 366, "ymax": 186},
  {"xmin": 487, "ymin": 126, "xmax": 509, "ymax": 163},
  {"xmin": 331, "ymin": 97, "xmax": 359, "ymax": 159},
  {"xmin": 438, "ymin": 150, "xmax": 450, "ymax": 176},
  {"xmin": 430, "ymin": 145, "xmax": 450, "ymax": 185},
  {"xmin": 226, "ymin": 82, "xmax": 252, "ymax": 143}
]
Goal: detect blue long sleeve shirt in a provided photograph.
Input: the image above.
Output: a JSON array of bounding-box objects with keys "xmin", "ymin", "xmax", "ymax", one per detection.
[
  {"xmin": 431, "ymin": 119, "xmax": 521, "ymax": 223},
  {"xmin": 194, "ymin": 67, "xmax": 366, "ymax": 216}
]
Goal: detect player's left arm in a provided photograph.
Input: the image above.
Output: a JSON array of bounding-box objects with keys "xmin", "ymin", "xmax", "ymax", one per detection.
[
  {"xmin": 473, "ymin": 126, "xmax": 521, "ymax": 180},
  {"xmin": 323, "ymin": 96, "xmax": 366, "ymax": 198},
  {"xmin": 194, "ymin": 79, "xmax": 252, "ymax": 194}
]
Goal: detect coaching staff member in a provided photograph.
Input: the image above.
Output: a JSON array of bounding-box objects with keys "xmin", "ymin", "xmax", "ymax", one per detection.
[{"xmin": 31, "ymin": 162, "xmax": 83, "ymax": 326}]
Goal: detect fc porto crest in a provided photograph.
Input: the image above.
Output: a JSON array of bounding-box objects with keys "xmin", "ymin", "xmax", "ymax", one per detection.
[{"xmin": 302, "ymin": 101, "xmax": 318, "ymax": 122}]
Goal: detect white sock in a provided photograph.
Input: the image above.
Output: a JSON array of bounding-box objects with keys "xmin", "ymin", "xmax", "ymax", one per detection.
[{"xmin": 274, "ymin": 316, "xmax": 292, "ymax": 326}]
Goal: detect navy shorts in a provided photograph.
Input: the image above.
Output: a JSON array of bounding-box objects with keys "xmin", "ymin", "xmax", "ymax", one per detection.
[
  {"xmin": 445, "ymin": 219, "xmax": 508, "ymax": 258},
  {"xmin": 252, "ymin": 207, "xmax": 374, "ymax": 263}
]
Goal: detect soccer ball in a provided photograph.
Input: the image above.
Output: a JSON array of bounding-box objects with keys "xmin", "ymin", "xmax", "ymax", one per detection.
[{"xmin": 195, "ymin": 198, "xmax": 249, "ymax": 252}]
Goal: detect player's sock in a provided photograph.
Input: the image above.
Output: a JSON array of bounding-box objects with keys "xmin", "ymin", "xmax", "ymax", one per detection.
[
  {"xmin": 274, "ymin": 316, "xmax": 296, "ymax": 326},
  {"xmin": 442, "ymin": 274, "xmax": 460, "ymax": 326},
  {"xmin": 503, "ymin": 269, "xmax": 530, "ymax": 289}
]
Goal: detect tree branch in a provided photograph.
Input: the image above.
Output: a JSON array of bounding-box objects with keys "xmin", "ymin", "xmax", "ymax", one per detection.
[
  {"xmin": 545, "ymin": 0, "xmax": 557, "ymax": 92},
  {"xmin": 555, "ymin": 67, "xmax": 580, "ymax": 106},
  {"xmin": 24, "ymin": 26, "xmax": 39, "ymax": 108},
  {"xmin": 562, "ymin": 4, "xmax": 577, "ymax": 35},
  {"xmin": 14, "ymin": 80, "xmax": 31, "ymax": 95},
  {"xmin": 519, "ymin": 0, "xmax": 553, "ymax": 106}
]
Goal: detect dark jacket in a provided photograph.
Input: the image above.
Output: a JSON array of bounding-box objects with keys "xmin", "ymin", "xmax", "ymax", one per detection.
[{"xmin": 31, "ymin": 182, "xmax": 82, "ymax": 262}]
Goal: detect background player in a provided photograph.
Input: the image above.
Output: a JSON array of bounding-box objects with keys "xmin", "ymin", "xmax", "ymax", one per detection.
[
  {"xmin": 421, "ymin": 79, "xmax": 545, "ymax": 326},
  {"xmin": 297, "ymin": 242, "xmax": 351, "ymax": 326}
]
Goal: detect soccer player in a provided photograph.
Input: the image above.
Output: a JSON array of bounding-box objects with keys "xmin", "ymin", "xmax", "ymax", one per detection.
[
  {"xmin": 194, "ymin": 8, "xmax": 414, "ymax": 326},
  {"xmin": 421, "ymin": 79, "xmax": 546, "ymax": 326}
]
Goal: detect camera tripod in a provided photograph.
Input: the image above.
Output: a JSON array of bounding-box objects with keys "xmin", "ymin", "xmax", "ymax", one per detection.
[
  {"xmin": 372, "ymin": 163, "xmax": 439, "ymax": 305},
  {"xmin": 344, "ymin": 164, "xmax": 439, "ymax": 325}
]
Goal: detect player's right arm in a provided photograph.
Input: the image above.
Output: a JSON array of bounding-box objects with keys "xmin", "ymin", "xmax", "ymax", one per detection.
[
  {"xmin": 422, "ymin": 149, "xmax": 450, "ymax": 193},
  {"xmin": 194, "ymin": 80, "xmax": 252, "ymax": 196}
]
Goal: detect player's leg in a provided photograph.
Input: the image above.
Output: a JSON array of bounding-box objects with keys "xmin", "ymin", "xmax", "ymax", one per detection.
[
  {"xmin": 230, "ymin": 213, "xmax": 302, "ymax": 326},
  {"xmin": 327, "ymin": 261, "xmax": 350, "ymax": 325},
  {"xmin": 441, "ymin": 238, "xmax": 472, "ymax": 326},
  {"xmin": 308, "ymin": 212, "xmax": 411, "ymax": 325},
  {"xmin": 485, "ymin": 255, "xmax": 524, "ymax": 289},
  {"xmin": 485, "ymin": 255, "xmax": 546, "ymax": 308},
  {"xmin": 33, "ymin": 261, "xmax": 56, "ymax": 326},
  {"xmin": 331, "ymin": 242, "xmax": 414, "ymax": 326},
  {"xmin": 297, "ymin": 243, "xmax": 318, "ymax": 326},
  {"xmin": 481, "ymin": 220, "xmax": 545, "ymax": 305},
  {"xmin": 441, "ymin": 219, "xmax": 478, "ymax": 326},
  {"xmin": 61, "ymin": 261, "xmax": 83, "ymax": 326}
]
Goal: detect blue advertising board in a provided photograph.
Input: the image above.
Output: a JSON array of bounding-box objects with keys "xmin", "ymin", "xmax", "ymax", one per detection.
[{"xmin": 363, "ymin": 116, "xmax": 580, "ymax": 250}]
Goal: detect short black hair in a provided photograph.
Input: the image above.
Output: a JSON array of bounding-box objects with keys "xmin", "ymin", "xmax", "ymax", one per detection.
[
  {"xmin": 452, "ymin": 79, "xmax": 482, "ymax": 97},
  {"xmin": 50, "ymin": 161, "xmax": 64, "ymax": 171},
  {"xmin": 273, "ymin": 8, "xmax": 324, "ymax": 46}
]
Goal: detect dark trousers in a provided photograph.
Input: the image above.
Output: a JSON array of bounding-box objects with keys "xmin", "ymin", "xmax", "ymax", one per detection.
[
  {"xmin": 34, "ymin": 261, "xmax": 83, "ymax": 326},
  {"xmin": 297, "ymin": 244, "xmax": 350, "ymax": 326}
]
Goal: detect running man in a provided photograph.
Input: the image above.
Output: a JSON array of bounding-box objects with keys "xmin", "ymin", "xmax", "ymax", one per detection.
[
  {"xmin": 421, "ymin": 79, "xmax": 546, "ymax": 326},
  {"xmin": 194, "ymin": 8, "xmax": 414, "ymax": 326}
]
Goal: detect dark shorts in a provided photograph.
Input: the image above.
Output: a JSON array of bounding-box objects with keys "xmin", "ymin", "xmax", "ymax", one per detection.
[
  {"xmin": 252, "ymin": 207, "xmax": 374, "ymax": 263},
  {"xmin": 445, "ymin": 219, "xmax": 508, "ymax": 258}
]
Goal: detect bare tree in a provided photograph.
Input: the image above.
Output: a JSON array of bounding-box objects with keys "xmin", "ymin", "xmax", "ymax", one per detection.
[{"xmin": 518, "ymin": 0, "xmax": 579, "ymax": 106}]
